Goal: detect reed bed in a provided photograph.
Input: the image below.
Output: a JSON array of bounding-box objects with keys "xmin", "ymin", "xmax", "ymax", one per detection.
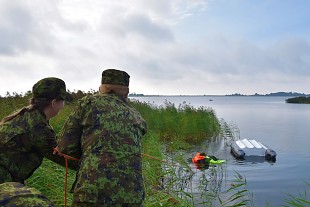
[{"xmin": 130, "ymin": 100, "xmax": 221, "ymax": 151}]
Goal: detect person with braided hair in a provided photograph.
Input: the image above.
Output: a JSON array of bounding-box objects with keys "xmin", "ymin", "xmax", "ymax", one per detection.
[{"xmin": 0, "ymin": 77, "xmax": 78, "ymax": 184}]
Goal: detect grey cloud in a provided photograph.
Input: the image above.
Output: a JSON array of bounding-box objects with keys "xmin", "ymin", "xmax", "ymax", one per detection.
[
  {"xmin": 170, "ymin": 36, "xmax": 310, "ymax": 78},
  {"xmin": 1, "ymin": 0, "xmax": 309, "ymax": 96},
  {"xmin": 0, "ymin": 4, "xmax": 34, "ymax": 55},
  {"xmin": 123, "ymin": 34, "xmax": 310, "ymax": 92},
  {"xmin": 0, "ymin": 1, "xmax": 87, "ymax": 57},
  {"xmin": 125, "ymin": 14, "xmax": 174, "ymax": 42},
  {"xmin": 267, "ymin": 38, "xmax": 310, "ymax": 75},
  {"xmin": 0, "ymin": 2, "xmax": 60, "ymax": 56},
  {"xmin": 99, "ymin": 13, "xmax": 174, "ymax": 43},
  {"xmin": 140, "ymin": 60, "xmax": 182, "ymax": 81}
]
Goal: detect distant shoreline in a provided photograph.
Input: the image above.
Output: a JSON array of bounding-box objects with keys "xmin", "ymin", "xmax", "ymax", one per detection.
[
  {"xmin": 129, "ymin": 92, "xmax": 310, "ymax": 97},
  {"xmin": 1, "ymin": 90, "xmax": 309, "ymax": 99}
]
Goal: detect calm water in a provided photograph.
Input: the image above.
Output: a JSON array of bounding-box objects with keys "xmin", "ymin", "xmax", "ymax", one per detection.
[{"xmin": 131, "ymin": 96, "xmax": 310, "ymax": 206}]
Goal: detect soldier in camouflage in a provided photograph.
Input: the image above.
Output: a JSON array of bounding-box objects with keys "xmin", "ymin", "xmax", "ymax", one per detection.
[
  {"xmin": 0, "ymin": 182, "xmax": 55, "ymax": 207},
  {"xmin": 57, "ymin": 69, "xmax": 148, "ymax": 207},
  {"xmin": 0, "ymin": 77, "xmax": 78, "ymax": 184}
]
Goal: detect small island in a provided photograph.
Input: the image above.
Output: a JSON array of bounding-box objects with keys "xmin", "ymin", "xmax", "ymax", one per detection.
[{"xmin": 285, "ymin": 96, "xmax": 310, "ymax": 104}]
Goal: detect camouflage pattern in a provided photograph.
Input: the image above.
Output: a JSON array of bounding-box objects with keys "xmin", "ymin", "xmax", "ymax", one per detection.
[
  {"xmin": 57, "ymin": 93, "xmax": 147, "ymax": 206},
  {"xmin": 0, "ymin": 182, "xmax": 55, "ymax": 207},
  {"xmin": 0, "ymin": 109, "xmax": 78, "ymax": 184},
  {"xmin": 32, "ymin": 77, "xmax": 68, "ymax": 100},
  {"xmin": 101, "ymin": 69, "xmax": 130, "ymax": 86}
]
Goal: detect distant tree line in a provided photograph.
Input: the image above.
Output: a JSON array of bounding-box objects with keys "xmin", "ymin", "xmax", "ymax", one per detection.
[
  {"xmin": 286, "ymin": 96, "xmax": 310, "ymax": 104},
  {"xmin": 227, "ymin": 92, "xmax": 310, "ymax": 96},
  {"xmin": 1, "ymin": 89, "xmax": 148, "ymax": 100},
  {"xmin": 0, "ymin": 89, "xmax": 97, "ymax": 102}
]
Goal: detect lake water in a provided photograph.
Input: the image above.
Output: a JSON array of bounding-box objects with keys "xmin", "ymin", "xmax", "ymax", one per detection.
[{"xmin": 131, "ymin": 96, "xmax": 310, "ymax": 206}]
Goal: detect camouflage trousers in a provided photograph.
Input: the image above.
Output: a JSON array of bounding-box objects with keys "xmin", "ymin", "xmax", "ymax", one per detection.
[
  {"xmin": 0, "ymin": 166, "xmax": 25, "ymax": 184},
  {"xmin": 0, "ymin": 166, "xmax": 12, "ymax": 184},
  {"xmin": 0, "ymin": 182, "xmax": 55, "ymax": 207}
]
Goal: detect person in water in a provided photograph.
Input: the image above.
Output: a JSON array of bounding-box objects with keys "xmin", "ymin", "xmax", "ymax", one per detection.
[{"xmin": 191, "ymin": 152, "xmax": 225, "ymax": 170}]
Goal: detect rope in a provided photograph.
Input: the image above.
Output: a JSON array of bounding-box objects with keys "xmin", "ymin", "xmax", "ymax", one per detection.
[
  {"xmin": 64, "ymin": 158, "xmax": 68, "ymax": 207},
  {"xmin": 53, "ymin": 148, "xmax": 79, "ymax": 207},
  {"xmin": 141, "ymin": 153, "xmax": 178, "ymax": 166}
]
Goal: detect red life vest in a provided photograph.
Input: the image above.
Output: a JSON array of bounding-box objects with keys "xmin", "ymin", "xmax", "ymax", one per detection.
[{"xmin": 192, "ymin": 153, "xmax": 206, "ymax": 163}]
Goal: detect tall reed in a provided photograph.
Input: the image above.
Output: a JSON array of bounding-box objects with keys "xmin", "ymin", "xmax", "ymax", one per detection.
[
  {"xmin": 283, "ymin": 182, "xmax": 310, "ymax": 207},
  {"xmin": 130, "ymin": 100, "xmax": 221, "ymax": 151}
]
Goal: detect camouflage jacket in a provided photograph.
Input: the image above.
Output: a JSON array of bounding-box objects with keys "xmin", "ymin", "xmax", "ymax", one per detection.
[
  {"xmin": 58, "ymin": 93, "xmax": 147, "ymax": 205},
  {"xmin": 0, "ymin": 109, "xmax": 78, "ymax": 184}
]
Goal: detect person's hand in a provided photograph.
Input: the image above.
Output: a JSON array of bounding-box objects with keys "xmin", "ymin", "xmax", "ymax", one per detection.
[{"xmin": 53, "ymin": 146, "xmax": 64, "ymax": 157}]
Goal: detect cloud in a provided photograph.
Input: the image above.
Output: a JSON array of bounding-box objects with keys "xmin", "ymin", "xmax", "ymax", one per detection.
[
  {"xmin": 102, "ymin": 13, "xmax": 174, "ymax": 43},
  {"xmin": 0, "ymin": 1, "xmax": 62, "ymax": 56},
  {"xmin": 0, "ymin": 0, "xmax": 309, "ymax": 96},
  {"xmin": 0, "ymin": 2, "xmax": 35, "ymax": 55}
]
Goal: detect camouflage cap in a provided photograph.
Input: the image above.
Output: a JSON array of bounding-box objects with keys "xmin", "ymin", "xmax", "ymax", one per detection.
[
  {"xmin": 32, "ymin": 77, "xmax": 68, "ymax": 100},
  {"xmin": 101, "ymin": 69, "xmax": 130, "ymax": 86}
]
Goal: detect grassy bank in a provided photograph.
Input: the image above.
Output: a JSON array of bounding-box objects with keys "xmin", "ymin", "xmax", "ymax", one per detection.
[{"xmin": 1, "ymin": 94, "xmax": 222, "ymax": 206}]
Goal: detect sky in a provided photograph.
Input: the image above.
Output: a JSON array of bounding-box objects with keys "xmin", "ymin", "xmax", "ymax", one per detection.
[{"xmin": 0, "ymin": 0, "xmax": 309, "ymax": 96}]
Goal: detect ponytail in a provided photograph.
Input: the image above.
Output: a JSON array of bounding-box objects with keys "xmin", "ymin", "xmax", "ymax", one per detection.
[
  {"xmin": 0, "ymin": 107, "xmax": 31, "ymax": 124},
  {"xmin": 0, "ymin": 97, "xmax": 56, "ymax": 124}
]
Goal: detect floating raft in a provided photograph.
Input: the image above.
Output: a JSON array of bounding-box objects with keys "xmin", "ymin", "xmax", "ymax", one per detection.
[{"xmin": 230, "ymin": 138, "xmax": 277, "ymax": 160}]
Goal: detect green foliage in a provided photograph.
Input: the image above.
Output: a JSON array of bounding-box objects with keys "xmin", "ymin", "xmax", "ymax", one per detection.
[
  {"xmin": 142, "ymin": 132, "xmax": 191, "ymax": 207},
  {"xmin": 49, "ymin": 103, "xmax": 75, "ymax": 133},
  {"xmin": 218, "ymin": 172, "xmax": 254, "ymax": 207},
  {"xmin": 130, "ymin": 100, "xmax": 221, "ymax": 151},
  {"xmin": 286, "ymin": 96, "xmax": 310, "ymax": 104},
  {"xmin": 0, "ymin": 95, "xmax": 30, "ymax": 119},
  {"xmin": 283, "ymin": 182, "xmax": 310, "ymax": 207}
]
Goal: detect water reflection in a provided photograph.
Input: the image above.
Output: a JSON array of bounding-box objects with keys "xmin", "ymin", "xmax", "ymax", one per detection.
[
  {"xmin": 234, "ymin": 155, "xmax": 276, "ymax": 165},
  {"xmin": 192, "ymin": 162, "xmax": 212, "ymax": 171},
  {"xmin": 164, "ymin": 161, "xmax": 227, "ymax": 206}
]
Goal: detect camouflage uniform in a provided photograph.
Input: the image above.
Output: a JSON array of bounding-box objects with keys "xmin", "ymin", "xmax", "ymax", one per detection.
[
  {"xmin": 58, "ymin": 69, "xmax": 147, "ymax": 207},
  {"xmin": 0, "ymin": 182, "xmax": 55, "ymax": 207},
  {"xmin": 0, "ymin": 77, "xmax": 77, "ymax": 184}
]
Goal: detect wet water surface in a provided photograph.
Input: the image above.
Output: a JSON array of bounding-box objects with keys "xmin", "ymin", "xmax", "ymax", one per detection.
[{"xmin": 132, "ymin": 96, "xmax": 310, "ymax": 206}]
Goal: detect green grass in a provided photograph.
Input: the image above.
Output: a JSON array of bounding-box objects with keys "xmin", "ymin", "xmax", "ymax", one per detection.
[{"xmin": 26, "ymin": 159, "xmax": 76, "ymax": 207}]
